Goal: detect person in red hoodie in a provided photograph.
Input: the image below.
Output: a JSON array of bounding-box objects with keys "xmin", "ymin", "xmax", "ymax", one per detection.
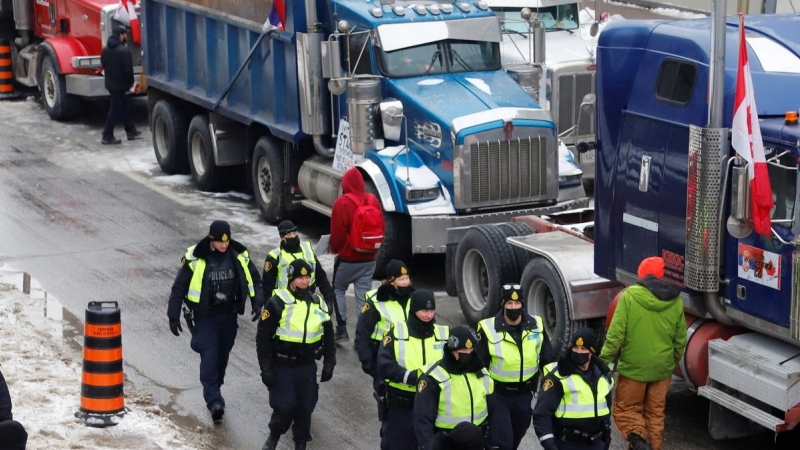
[{"xmin": 330, "ymin": 168, "xmax": 382, "ymax": 342}]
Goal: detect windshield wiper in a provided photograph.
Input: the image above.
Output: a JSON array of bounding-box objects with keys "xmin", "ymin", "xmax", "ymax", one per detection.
[
  {"xmin": 424, "ymin": 50, "xmax": 441, "ymax": 76},
  {"xmin": 503, "ymin": 27, "xmax": 528, "ymax": 38},
  {"xmin": 547, "ymin": 26, "xmax": 575, "ymax": 35},
  {"xmin": 449, "ymin": 49, "xmax": 473, "ymax": 71}
]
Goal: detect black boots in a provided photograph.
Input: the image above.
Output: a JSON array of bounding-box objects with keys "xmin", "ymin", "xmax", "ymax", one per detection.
[
  {"xmin": 294, "ymin": 441, "xmax": 307, "ymax": 450},
  {"xmin": 262, "ymin": 433, "xmax": 280, "ymax": 450},
  {"xmin": 101, "ymin": 136, "xmax": 121, "ymax": 145},
  {"xmin": 210, "ymin": 403, "xmax": 224, "ymax": 422},
  {"xmin": 126, "ymin": 129, "xmax": 142, "ymax": 140},
  {"xmin": 628, "ymin": 433, "xmax": 653, "ymax": 450},
  {"xmin": 333, "ymin": 325, "xmax": 349, "ymax": 343}
]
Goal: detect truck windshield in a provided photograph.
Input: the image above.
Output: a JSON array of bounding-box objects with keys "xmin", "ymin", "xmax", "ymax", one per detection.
[
  {"xmin": 493, "ymin": 5, "xmax": 580, "ymax": 34},
  {"xmin": 378, "ymin": 40, "xmax": 501, "ymax": 78}
]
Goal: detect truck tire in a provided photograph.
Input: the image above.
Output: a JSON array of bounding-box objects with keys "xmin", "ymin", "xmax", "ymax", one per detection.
[
  {"xmin": 188, "ymin": 114, "xmax": 225, "ymax": 191},
  {"xmin": 521, "ymin": 257, "xmax": 589, "ymax": 355},
  {"xmin": 151, "ymin": 99, "xmax": 189, "ymax": 174},
  {"xmin": 39, "ymin": 53, "xmax": 79, "ymax": 120},
  {"xmin": 455, "ymin": 225, "xmax": 517, "ymax": 325},
  {"xmin": 364, "ymin": 178, "xmax": 411, "ymax": 279},
  {"xmin": 252, "ymin": 136, "xmax": 286, "ymax": 223},
  {"xmin": 496, "ymin": 222, "xmax": 535, "ymax": 282}
]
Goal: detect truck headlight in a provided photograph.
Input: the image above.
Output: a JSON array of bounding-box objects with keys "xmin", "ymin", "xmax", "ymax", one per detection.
[{"xmin": 406, "ymin": 186, "xmax": 441, "ymax": 202}]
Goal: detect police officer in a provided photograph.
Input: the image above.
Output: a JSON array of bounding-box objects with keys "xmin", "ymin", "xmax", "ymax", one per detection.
[
  {"xmin": 355, "ymin": 259, "xmax": 414, "ymax": 383},
  {"xmin": 532, "ymin": 328, "xmax": 613, "ymax": 450},
  {"xmin": 413, "ymin": 326, "xmax": 494, "ymax": 450},
  {"xmin": 376, "ymin": 289, "xmax": 448, "ymax": 450},
  {"xmin": 477, "ymin": 284, "xmax": 556, "ymax": 450},
  {"xmin": 257, "ymin": 259, "xmax": 336, "ymax": 450},
  {"xmin": 167, "ymin": 220, "xmax": 263, "ymax": 421},
  {"xmin": 261, "ymin": 220, "xmax": 335, "ymax": 309}
]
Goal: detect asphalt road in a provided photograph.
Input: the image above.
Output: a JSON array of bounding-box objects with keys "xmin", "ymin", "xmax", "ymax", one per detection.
[{"xmin": 0, "ymin": 5, "xmax": 796, "ymax": 448}]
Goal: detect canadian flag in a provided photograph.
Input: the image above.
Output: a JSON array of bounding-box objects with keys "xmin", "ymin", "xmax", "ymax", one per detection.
[
  {"xmin": 731, "ymin": 13, "xmax": 773, "ymax": 237},
  {"xmin": 114, "ymin": 0, "xmax": 141, "ymax": 44}
]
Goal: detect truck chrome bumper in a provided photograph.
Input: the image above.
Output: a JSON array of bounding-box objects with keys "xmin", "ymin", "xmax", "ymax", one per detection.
[
  {"xmin": 413, "ymin": 196, "xmax": 591, "ymax": 253},
  {"xmin": 65, "ymin": 74, "xmax": 107, "ymax": 97}
]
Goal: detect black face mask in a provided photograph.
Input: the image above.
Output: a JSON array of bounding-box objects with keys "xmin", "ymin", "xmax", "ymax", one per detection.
[
  {"xmin": 504, "ymin": 307, "xmax": 523, "ymax": 321},
  {"xmin": 395, "ymin": 286, "xmax": 413, "ymax": 299},
  {"xmin": 458, "ymin": 353, "xmax": 474, "ymax": 366},
  {"xmin": 283, "ymin": 237, "xmax": 300, "ymax": 250},
  {"xmin": 291, "ymin": 286, "xmax": 309, "ymax": 298},
  {"xmin": 570, "ymin": 351, "xmax": 591, "ymax": 367}
]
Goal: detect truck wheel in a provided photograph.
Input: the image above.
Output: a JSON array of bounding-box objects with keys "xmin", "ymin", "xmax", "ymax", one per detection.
[
  {"xmin": 40, "ymin": 54, "xmax": 79, "ymax": 120},
  {"xmin": 521, "ymin": 257, "xmax": 588, "ymax": 355},
  {"xmin": 364, "ymin": 178, "xmax": 411, "ymax": 278},
  {"xmin": 151, "ymin": 99, "xmax": 189, "ymax": 174},
  {"xmin": 455, "ymin": 225, "xmax": 517, "ymax": 325},
  {"xmin": 496, "ymin": 222, "xmax": 535, "ymax": 282},
  {"xmin": 188, "ymin": 114, "xmax": 225, "ymax": 191},
  {"xmin": 252, "ymin": 136, "xmax": 286, "ymax": 223}
]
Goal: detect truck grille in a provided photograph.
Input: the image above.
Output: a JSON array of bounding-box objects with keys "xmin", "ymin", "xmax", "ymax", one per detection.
[
  {"xmin": 557, "ymin": 72, "xmax": 595, "ymax": 138},
  {"xmin": 454, "ymin": 134, "xmax": 556, "ymax": 209}
]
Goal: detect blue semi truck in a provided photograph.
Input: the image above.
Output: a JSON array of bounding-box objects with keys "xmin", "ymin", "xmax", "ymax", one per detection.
[
  {"xmin": 140, "ymin": 0, "xmax": 587, "ymax": 275},
  {"xmin": 449, "ymin": 9, "xmax": 800, "ymax": 439}
]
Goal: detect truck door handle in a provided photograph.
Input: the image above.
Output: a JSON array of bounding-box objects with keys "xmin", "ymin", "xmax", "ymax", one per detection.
[{"xmin": 639, "ymin": 155, "xmax": 651, "ymax": 193}]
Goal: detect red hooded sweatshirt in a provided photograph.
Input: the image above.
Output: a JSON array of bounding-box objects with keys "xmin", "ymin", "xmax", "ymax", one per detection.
[{"xmin": 331, "ymin": 168, "xmax": 382, "ymax": 262}]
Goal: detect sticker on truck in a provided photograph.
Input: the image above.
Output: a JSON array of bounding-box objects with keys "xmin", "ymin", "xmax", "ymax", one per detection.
[{"xmin": 738, "ymin": 243, "xmax": 780, "ymax": 290}]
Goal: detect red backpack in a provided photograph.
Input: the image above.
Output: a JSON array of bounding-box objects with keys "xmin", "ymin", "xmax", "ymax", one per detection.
[{"xmin": 344, "ymin": 193, "xmax": 385, "ymax": 254}]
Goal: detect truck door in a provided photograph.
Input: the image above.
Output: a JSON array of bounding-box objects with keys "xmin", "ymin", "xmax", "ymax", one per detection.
[{"xmin": 34, "ymin": 0, "xmax": 59, "ymax": 37}]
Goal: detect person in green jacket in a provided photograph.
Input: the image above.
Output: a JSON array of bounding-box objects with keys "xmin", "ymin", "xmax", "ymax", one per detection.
[{"xmin": 599, "ymin": 256, "xmax": 687, "ymax": 450}]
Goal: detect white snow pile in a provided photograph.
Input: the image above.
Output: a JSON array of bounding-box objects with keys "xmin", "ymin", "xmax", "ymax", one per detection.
[{"xmin": 0, "ymin": 270, "xmax": 204, "ymax": 450}]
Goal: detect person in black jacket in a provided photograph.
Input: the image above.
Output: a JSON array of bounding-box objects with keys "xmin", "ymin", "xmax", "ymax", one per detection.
[
  {"xmin": 167, "ymin": 220, "xmax": 263, "ymax": 422},
  {"xmin": 0, "ymin": 367, "xmax": 28, "ymax": 450},
  {"xmin": 100, "ymin": 25, "xmax": 140, "ymax": 145}
]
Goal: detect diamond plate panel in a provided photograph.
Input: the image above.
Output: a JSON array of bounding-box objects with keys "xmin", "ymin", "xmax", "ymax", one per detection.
[{"xmin": 685, "ymin": 125, "xmax": 725, "ymax": 292}]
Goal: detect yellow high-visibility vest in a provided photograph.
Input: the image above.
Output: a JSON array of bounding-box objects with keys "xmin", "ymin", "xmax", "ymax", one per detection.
[
  {"xmin": 387, "ymin": 322, "xmax": 449, "ymax": 392},
  {"xmin": 426, "ymin": 364, "xmax": 493, "ymax": 429},
  {"xmin": 274, "ymin": 289, "xmax": 330, "ymax": 344},
  {"xmin": 366, "ymin": 289, "xmax": 410, "ymax": 341},
  {"xmin": 478, "ymin": 316, "xmax": 544, "ymax": 383},
  {"xmin": 551, "ymin": 366, "xmax": 614, "ymax": 419},
  {"xmin": 268, "ymin": 242, "xmax": 317, "ymax": 293},
  {"xmin": 185, "ymin": 245, "xmax": 255, "ymax": 303}
]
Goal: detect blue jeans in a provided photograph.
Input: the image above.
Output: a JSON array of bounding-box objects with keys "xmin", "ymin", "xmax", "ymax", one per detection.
[{"xmin": 189, "ymin": 312, "xmax": 238, "ymax": 410}]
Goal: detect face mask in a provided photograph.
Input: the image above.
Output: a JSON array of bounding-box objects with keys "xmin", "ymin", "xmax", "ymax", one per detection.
[
  {"xmin": 504, "ymin": 307, "xmax": 523, "ymax": 321},
  {"xmin": 570, "ymin": 351, "xmax": 591, "ymax": 366},
  {"xmin": 395, "ymin": 286, "xmax": 413, "ymax": 298},
  {"xmin": 458, "ymin": 353, "xmax": 474, "ymax": 366},
  {"xmin": 283, "ymin": 237, "xmax": 300, "ymax": 250}
]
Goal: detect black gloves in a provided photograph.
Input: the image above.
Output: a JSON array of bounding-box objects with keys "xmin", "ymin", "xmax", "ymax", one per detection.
[
  {"xmin": 541, "ymin": 440, "xmax": 558, "ymax": 450},
  {"xmin": 169, "ymin": 321, "xmax": 182, "ymax": 336},
  {"xmin": 320, "ymin": 364, "xmax": 334, "ymax": 383},
  {"xmin": 261, "ymin": 369, "xmax": 275, "ymax": 388},
  {"xmin": 361, "ymin": 362, "xmax": 375, "ymax": 376},
  {"xmin": 407, "ymin": 370, "xmax": 418, "ymax": 386},
  {"xmin": 251, "ymin": 309, "xmax": 260, "ymax": 322}
]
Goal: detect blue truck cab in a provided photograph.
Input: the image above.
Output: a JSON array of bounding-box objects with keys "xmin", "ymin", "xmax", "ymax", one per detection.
[
  {"xmin": 142, "ymin": 0, "xmax": 587, "ymax": 273},
  {"xmin": 595, "ymin": 14, "xmax": 800, "ymax": 435}
]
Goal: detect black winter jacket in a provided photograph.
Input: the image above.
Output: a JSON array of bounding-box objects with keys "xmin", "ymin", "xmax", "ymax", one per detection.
[{"xmin": 101, "ymin": 34, "xmax": 134, "ymax": 92}]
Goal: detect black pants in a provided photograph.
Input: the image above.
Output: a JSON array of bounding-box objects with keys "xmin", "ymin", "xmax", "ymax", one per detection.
[
  {"xmin": 102, "ymin": 89, "xmax": 135, "ymax": 139},
  {"xmin": 189, "ymin": 312, "xmax": 238, "ymax": 410},
  {"xmin": 0, "ymin": 419, "xmax": 27, "ymax": 450},
  {"xmin": 487, "ymin": 389, "xmax": 533, "ymax": 450},
  {"xmin": 268, "ymin": 361, "xmax": 319, "ymax": 443},
  {"xmin": 380, "ymin": 401, "xmax": 414, "ymax": 450},
  {"xmin": 557, "ymin": 439, "xmax": 605, "ymax": 450}
]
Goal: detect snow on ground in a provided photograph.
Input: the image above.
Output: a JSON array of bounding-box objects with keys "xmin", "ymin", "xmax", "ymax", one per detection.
[
  {"xmin": 0, "ymin": 266, "xmax": 208, "ymax": 450},
  {"xmin": 609, "ymin": 1, "xmax": 708, "ymax": 18}
]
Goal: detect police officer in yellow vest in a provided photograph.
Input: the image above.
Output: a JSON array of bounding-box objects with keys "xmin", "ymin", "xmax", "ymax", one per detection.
[
  {"xmin": 413, "ymin": 326, "xmax": 494, "ymax": 450},
  {"xmin": 257, "ymin": 259, "xmax": 336, "ymax": 450},
  {"xmin": 261, "ymin": 221, "xmax": 335, "ymax": 313},
  {"xmin": 376, "ymin": 289, "xmax": 448, "ymax": 450},
  {"xmin": 532, "ymin": 328, "xmax": 613, "ymax": 450},
  {"xmin": 167, "ymin": 220, "xmax": 263, "ymax": 422},
  {"xmin": 355, "ymin": 260, "xmax": 414, "ymax": 381},
  {"xmin": 477, "ymin": 284, "xmax": 556, "ymax": 450}
]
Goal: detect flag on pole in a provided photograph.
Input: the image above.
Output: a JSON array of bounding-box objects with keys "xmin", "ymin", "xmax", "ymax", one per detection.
[
  {"xmin": 114, "ymin": 0, "xmax": 141, "ymax": 44},
  {"xmin": 731, "ymin": 13, "xmax": 773, "ymax": 237},
  {"xmin": 262, "ymin": 0, "xmax": 286, "ymax": 33}
]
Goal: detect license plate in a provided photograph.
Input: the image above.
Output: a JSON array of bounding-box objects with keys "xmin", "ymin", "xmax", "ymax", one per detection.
[{"xmin": 580, "ymin": 150, "xmax": 596, "ymax": 164}]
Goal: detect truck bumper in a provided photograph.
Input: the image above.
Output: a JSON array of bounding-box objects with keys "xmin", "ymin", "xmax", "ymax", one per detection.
[
  {"xmin": 414, "ymin": 196, "xmax": 591, "ymax": 253},
  {"xmin": 65, "ymin": 74, "xmax": 107, "ymax": 97}
]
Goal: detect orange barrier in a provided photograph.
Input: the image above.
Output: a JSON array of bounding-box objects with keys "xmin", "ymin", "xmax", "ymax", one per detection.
[
  {"xmin": 0, "ymin": 40, "xmax": 13, "ymax": 94},
  {"xmin": 77, "ymin": 301, "xmax": 126, "ymax": 427}
]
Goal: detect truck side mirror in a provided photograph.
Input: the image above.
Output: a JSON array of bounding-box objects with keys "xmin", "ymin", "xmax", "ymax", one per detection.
[
  {"xmin": 580, "ymin": 93, "xmax": 596, "ymax": 115},
  {"xmin": 380, "ymin": 100, "xmax": 404, "ymax": 141},
  {"xmin": 589, "ymin": 22, "xmax": 600, "ymax": 38}
]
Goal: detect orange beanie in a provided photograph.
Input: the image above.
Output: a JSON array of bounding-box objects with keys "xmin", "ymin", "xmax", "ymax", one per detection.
[{"xmin": 638, "ymin": 256, "xmax": 665, "ymax": 278}]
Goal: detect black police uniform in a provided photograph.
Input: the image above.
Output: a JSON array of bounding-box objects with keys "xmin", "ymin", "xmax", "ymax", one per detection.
[
  {"xmin": 257, "ymin": 260, "xmax": 336, "ymax": 449},
  {"xmin": 167, "ymin": 221, "xmax": 263, "ymax": 417},
  {"xmin": 477, "ymin": 308, "xmax": 556, "ymax": 450},
  {"xmin": 376, "ymin": 289, "xmax": 443, "ymax": 450},
  {"xmin": 261, "ymin": 220, "xmax": 335, "ymax": 308},
  {"xmin": 532, "ymin": 330, "xmax": 613, "ymax": 450}
]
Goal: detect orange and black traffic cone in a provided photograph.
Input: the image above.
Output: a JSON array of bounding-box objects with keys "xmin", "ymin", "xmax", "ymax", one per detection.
[{"xmin": 0, "ymin": 39, "xmax": 16, "ymax": 99}]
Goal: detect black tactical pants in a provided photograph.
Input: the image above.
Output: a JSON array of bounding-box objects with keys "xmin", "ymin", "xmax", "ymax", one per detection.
[{"xmin": 268, "ymin": 360, "xmax": 319, "ymax": 443}]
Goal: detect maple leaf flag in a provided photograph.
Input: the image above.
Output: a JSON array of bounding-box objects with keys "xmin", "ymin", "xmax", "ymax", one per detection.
[
  {"xmin": 731, "ymin": 13, "xmax": 773, "ymax": 237},
  {"xmin": 114, "ymin": 0, "xmax": 141, "ymax": 44}
]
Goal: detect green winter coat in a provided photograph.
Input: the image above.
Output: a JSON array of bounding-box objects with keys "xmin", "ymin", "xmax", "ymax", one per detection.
[{"xmin": 600, "ymin": 276, "xmax": 687, "ymax": 382}]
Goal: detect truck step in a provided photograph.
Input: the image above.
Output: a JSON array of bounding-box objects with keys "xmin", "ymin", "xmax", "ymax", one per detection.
[
  {"xmin": 707, "ymin": 335, "xmax": 800, "ymax": 411},
  {"xmin": 698, "ymin": 386, "xmax": 784, "ymax": 431},
  {"xmin": 300, "ymin": 199, "xmax": 332, "ymax": 217}
]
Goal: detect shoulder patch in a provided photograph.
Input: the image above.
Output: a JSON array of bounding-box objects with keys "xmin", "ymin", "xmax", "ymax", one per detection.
[
  {"xmin": 362, "ymin": 302, "xmax": 371, "ymax": 313},
  {"xmin": 543, "ymin": 379, "xmax": 554, "ymax": 391},
  {"xmin": 476, "ymin": 332, "xmax": 482, "ymax": 341},
  {"xmin": 264, "ymin": 261, "xmax": 272, "ymax": 272},
  {"xmin": 261, "ymin": 309, "xmax": 270, "ymax": 321},
  {"xmin": 383, "ymin": 334, "xmax": 392, "ymax": 347},
  {"xmin": 417, "ymin": 379, "xmax": 427, "ymax": 393}
]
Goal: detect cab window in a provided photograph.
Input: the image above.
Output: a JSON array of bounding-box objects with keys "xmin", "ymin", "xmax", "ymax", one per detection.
[{"xmin": 769, "ymin": 150, "xmax": 796, "ymax": 226}]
